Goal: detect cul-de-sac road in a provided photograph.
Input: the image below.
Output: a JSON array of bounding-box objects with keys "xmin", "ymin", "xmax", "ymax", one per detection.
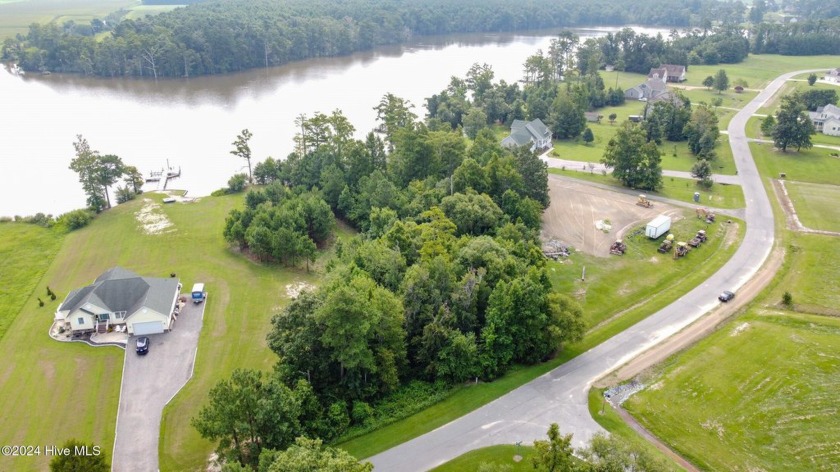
[{"xmin": 369, "ymin": 70, "xmax": 822, "ymax": 471}]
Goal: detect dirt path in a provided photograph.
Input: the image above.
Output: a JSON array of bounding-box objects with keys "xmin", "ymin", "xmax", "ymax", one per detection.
[{"xmin": 595, "ymin": 244, "xmax": 785, "ymax": 386}]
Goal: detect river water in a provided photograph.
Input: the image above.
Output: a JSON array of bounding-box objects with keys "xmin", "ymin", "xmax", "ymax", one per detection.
[{"xmin": 0, "ymin": 26, "xmax": 668, "ymax": 217}]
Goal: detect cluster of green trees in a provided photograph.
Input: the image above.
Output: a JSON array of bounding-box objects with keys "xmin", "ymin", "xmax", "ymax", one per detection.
[
  {"xmin": 201, "ymin": 98, "xmax": 587, "ymax": 467},
  {"xmin": 69, "ymin": 135, "xmax": 144, "ymax": 213},
  {"xmin": 600, "ymin": 92, "xmax": 721, "ymax": 190},
  {"xmin": 751, "ymin": 19, "xmax": 840, "ymax": 56},
  {"xmin": 3, "ymin": 0, "xmax": 750, "ymax": 78},
  {"xmin": 223, "ymin": 185, "xmax": 334, "ymax": 268}
]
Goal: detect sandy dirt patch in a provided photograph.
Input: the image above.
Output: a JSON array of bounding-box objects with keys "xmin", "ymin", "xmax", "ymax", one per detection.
[
  {"xmin": 285, "ymin": 282, "xmax": 316, "ymax": 299},
  {"xmin": 541, "ymin": 175, "xmax": 681, "ymax": 257},
  {"xmin": 136, "ymin": 199, "xmax": 175, "ymax": 235}
]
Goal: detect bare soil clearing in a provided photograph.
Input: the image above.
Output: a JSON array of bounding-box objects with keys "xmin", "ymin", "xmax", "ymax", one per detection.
[{"xmin": 541, "ymin": 175, "xmax": 681, "ymax": 257}]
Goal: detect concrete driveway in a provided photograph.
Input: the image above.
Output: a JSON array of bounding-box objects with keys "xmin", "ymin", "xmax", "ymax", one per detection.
[{"xmin": 112, "ymin": 300, "xmax": 205, "ymax": 472}]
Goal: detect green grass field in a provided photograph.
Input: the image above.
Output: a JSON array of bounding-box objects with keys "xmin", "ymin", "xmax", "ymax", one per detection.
[
  {"xmin": 751, "ymin": 142, "xmax": 840, "ymax": 185},
  {"xmin": 624, "ymin": 312, "xmax": 840, "ymax": 471},
  {"xmin": 784, "ymin": 181, "xmax": 840, "ymax": 233},
  {"xmin": 0, "ymin": 223, "xmax": 64, "ymax": 343},
  {"xmin": 0, "ymin": 193, "xmax": 326, "ymax": 471},
  {"xmin": 547, "ymin": 169, "xmax": 745, "ymax": 210},
  {"xmin": 681, "ymin": 55, "xmax": 840, "ymax": 89}
]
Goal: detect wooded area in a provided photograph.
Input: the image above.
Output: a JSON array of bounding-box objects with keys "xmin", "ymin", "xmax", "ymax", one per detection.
[{"xmin": 3, "ymin": 0, "xmax": 745, "ymax": 78}]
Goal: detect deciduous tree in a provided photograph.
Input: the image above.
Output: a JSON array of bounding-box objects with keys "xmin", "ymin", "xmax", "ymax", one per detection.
[{"xmin": 601, "ymin": 123, "xmax": 663, "ymax": 191}]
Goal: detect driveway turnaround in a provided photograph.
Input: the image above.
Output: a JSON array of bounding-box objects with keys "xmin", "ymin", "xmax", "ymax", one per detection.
[
  {"xmin": 368, "ymin": 70, "xmax": 821, "ymax": 471},
  {"xmin": 112, "ymin": 300, "xmax": 205, "ymax": 472}
]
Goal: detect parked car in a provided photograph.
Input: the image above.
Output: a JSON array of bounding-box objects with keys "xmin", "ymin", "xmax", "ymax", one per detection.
[
  {"xmin": 136, "ymin": 336, "xmax": 150, "ymax": 355},
  {"xmin": 718, "ymin": 290, "xmax": 735, "ymax": 302}
]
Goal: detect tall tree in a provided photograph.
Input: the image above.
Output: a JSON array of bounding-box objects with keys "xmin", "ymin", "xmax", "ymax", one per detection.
[
  {"xmin": 772, "ymin": 95, "xmax": 815, "ymax": 151},
  {"xmin": 231, "ymin": 129, "xmax": 254, "ymax": 183},
  {"xmin": 531, "ymin": 423, "xmax": 575, "ymax": 472},
  {"xmin": 266, "ymin": 437, "xmax": 372, "ymax": 472},
  {"xmin": 601, "ymin": 123, "xmax": 663, "ymax": 190},
  {"xmin": 69, "ymin": 135, "xmax": 124, "ymax": 212},
  {"xmin": 713, "ymin": 69, "xmax": 729, "ymax": 94}
]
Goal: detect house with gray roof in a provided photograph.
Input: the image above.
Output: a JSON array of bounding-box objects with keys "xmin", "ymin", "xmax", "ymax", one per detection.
[
  {"xmin": 826, "ymin": 68, "xmax": 840, "ymax": 84},
  {"xmin": 808, "ymin": 104, "xmax": 840, "ymax": 133},
  {"xmin": 625, "ymin": 79, "xmax": 668, "ymax": 101},
  {"xmin": 501, "ymin": 119, "xmax": 552, "ymax": 151},
  {"xmin": 648, "ymin": 65, "xmax": 686, "ymax": 83},
  {"xmin": 55, "ymin": 267, "xmax": 181, "ymax": 336}
]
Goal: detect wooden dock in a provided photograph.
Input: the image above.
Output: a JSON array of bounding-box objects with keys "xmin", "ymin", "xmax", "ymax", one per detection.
[{"xmin": 146, "ymin": 162, "xmax": 181, "ymax": 192}]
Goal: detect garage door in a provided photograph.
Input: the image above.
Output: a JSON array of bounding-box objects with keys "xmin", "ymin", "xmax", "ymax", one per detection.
[{"xmin": 132, "ymin": 321, "xmax": 164, "ymax": 335}]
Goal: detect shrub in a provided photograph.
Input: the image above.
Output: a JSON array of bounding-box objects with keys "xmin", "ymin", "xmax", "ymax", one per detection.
[
  {"xmin": 782, "ymin": 291, "xmax": 793, "ymax": 307},
  {"xmin": 38, "ymin": 298, "xmax": 44, "ymax": 307},
  {"xmin": 211, "ymin": 188, "xmax": 229, "ymax": 197},
  {"xmin": 351, "ymin": 401, "xmax": 374, "ymax": 425},
  {"xmin": 58, "ymin": 209, "xmax": 94, "ymax": 231},
  {"xmin": 227, "ymin": 173, "xmax": 248, "ymax": 193}
]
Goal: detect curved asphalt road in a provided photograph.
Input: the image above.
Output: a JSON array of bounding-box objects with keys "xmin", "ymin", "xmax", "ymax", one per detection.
[{"xmin": 368, "ymin": 70, "xmax": 820, "ymax": 471}]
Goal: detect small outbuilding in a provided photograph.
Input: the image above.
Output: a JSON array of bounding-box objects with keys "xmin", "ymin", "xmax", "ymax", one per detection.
[{"xmin": 645, "ymin": 215, "xmax": 672, "ymax": 239}]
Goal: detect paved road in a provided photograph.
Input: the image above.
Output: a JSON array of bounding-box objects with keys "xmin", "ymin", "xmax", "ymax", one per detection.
[
  {"xmin": 368, "ymin": 71, "xmax": 820, "ymax": 471},
  {"xmin": 112, "ymin": 301, "xmax": 205, "ymax": 472},
  {"xmin": 542, "ymin": 155, "xmax": 743, "ymax": 185}
]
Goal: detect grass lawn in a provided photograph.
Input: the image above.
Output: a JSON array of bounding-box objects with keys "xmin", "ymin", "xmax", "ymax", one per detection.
[
  {"xmin": 0, "ymin": 0, "xmax": 137, "ymax": 39},
  {"xmin": 0, "ymin": 223, "xmax": 64, "ymax": 342},
  {"xmin": 430, "ymin": 445, "xmax": 537, "ymax": 471},
  {"xmin": 681, "ymin": 55, "xmax": 840, "ymax": 90},
  {"xmin": 756, "ymin": 80, "xmax": 840, "ymax": 116},
  {"xmin": 337, "ymin": 212, "xmax": 743, "ymax": 459},
  {"xmin": 123, "ymin": 4, "xmax": 181, "ymax": 20},
  {"xmin": 784, "ymin": 181, "xmax": 840, "ymax": 233},
  {"xmin": 624, "ymin": 312, "xmax": 840, "ymax": 471},
  {"xmin": 547, "ymin": 169, "xmax": 745, "ymax": 210},
  {"xmin": 767, "ymin": 233, "xmax": 840, "ymax": 316},
  {"xmin": 751, "ymin": 142, "xmax": 840, "ymax": 185},
  {"xmin": 0, "ymin": 193, "xmax": 326, "ymax": 471}
]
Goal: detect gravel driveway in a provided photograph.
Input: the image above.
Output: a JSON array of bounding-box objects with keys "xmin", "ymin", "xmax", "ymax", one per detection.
[{"xmin": 112, "ymin": 300, "xmax": 205, "ymax": 472}]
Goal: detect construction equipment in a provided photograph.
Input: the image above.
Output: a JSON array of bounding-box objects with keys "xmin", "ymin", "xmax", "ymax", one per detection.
[
  {"xmin": 696, "ymin": 207, "xmax": 716, "ymax": 223},
  {"xmin": 674, "ymin": 241, "xmax": 690, "ymax": 258},
  {"xmin": 636, "ymin": 194, "xmax": 653, "ymax": 208},
  {"xmin": 689, "ymin": 229, "xmax": 708, "ymax": 248},
  {"xmin": 658, "ymin": 234, "xmax": 675, "ymax": 253},
  {"xmin": 609, "ymin": 239, "xmax": 627, "ymax": 255}
]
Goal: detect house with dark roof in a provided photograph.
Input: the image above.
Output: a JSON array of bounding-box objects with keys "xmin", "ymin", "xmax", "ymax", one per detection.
[
  {"xmin": 648, "ymin": 65, "xmax": 686, "ymax": 83},
  {"xmin": 501, "ymin": 119, "xmax": 552, "ymax": 151},
  {"xmin": 55, "ymin": 267, "xmax": 181, "ymax": 336}
]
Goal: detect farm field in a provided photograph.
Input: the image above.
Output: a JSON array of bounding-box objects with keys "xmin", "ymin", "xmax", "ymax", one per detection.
[
  {"xmin": 0, "ymin": 0, "xmax": 137, "ymax": 39},
  {"xmin": 625, "ymin": 312, "xmax": 840, "ymax": 471}
]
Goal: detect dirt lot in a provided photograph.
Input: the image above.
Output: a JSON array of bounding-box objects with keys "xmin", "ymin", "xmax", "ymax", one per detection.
[{"xmin": 541, "ymin": 175, "xmax": 682, "ymax": 257}]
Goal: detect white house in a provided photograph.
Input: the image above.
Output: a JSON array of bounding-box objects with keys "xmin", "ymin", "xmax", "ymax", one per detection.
[
  {"xmin": 824, "ymin": 117, "xmax": 840, "ymax": 137},
  {"xmin": 826, "ymin": 68, "xmax": 840, "ymax": 84},
  {"xmin": 501, "ymin": 119, "xmax": 552, "ymax": 151},
  {"xmin": 625, "ymin": 79, "xmax": 668, "ymax": 101},
  {"xmin": 808, "ymin": 104, "xmax": 840, "ymax": 133},
  {"xmin": 55, "ymin": 267, "xmax": 181, "ymax": 336},
  {"xmin": 648, "ymin": 65, "xmax": 687, "ymax": 83}
]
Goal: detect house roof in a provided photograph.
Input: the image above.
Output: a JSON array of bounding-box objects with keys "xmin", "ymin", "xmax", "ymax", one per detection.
[
  {"xmin": 828, "ymin": 68, "xmax": 840, "ymax": 76},
  {"xmin": 504, "ymin": 119, "xmax": 551, "ymax": 147},
  {"xmin": 662, "ymin": 64, "xmax": 686, "ymax": 77},
  {"xmin": 648, "ymin": 67, "xmax": 667, "ymax": 80},
  {"xmin": 58, "ymin": 267, "xmax": 179, "ymax": 317},
  {"xmin": 817, "ymin": 104, "xmax": 840, "ymax": 119}
]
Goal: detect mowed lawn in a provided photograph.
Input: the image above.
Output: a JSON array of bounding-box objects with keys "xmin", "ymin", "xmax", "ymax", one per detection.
[
  {"xmin": 751, "ymin": 142, "xmax": 840, "ymax": 185},
  {"xmin": 430, "ymin": 445, "xmax": 537, "ymax": 471},
  {"xmin": 0, "ymin": 223, "xmax": 63, "ymax": 342},
  {"xmin": 625, "ymin": 312, "xmax": 840, "ymax": 471},
  {"xmin": 0, "ymin": 193, "xmax": 322, "ymax": 471},
  {"xmin": 784, "ymin": 181, "xmax": 840, "ymax": 233}
]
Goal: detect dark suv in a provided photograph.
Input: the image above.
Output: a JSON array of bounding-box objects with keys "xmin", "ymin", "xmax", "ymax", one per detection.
[
  {"xmin": 718, "ymin": 291, "xmax": 735, "ymax": 302},
  {"xmin": 136, "ymin": 336, "xmax": 150, "ymax": 355}
]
